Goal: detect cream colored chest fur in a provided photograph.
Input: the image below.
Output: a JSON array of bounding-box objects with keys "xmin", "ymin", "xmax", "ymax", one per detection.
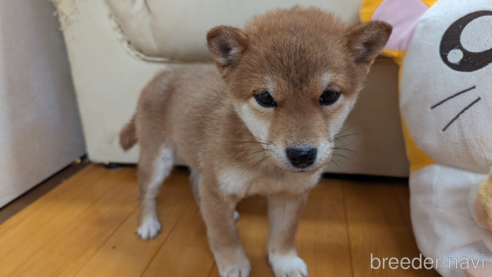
[{"xmin": 217, "ymin": 167, "xmax": 322, "ymax": 198}]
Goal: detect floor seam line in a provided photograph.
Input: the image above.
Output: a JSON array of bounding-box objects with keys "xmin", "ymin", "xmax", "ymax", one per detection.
[
  {"xmin": 139, "ymin": 197, "xmax": 195, "ymax": 277},
  {"xmin": 341, "ymin": 180, "xmax": 355, "ymax": 277}
]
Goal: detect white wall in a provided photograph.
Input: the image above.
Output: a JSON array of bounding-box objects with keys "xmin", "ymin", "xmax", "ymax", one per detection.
[{"xmin": 0, "ymin": 0, "xmax": 85, "ymax": 207}]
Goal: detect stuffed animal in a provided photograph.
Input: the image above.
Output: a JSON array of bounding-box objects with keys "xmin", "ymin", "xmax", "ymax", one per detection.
[{"xmin": 360, "ymin": 0, "xmax": 492, "ymax": 276}]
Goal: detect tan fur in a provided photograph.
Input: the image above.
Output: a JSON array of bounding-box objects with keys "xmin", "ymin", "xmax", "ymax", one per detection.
[
  {"xmin": 121, "ymin": 6, "xmax": 391, "ymax": 277},
  {"xmin": 119, "ymin": 116, "xmax": 137, "ymax": 150}
]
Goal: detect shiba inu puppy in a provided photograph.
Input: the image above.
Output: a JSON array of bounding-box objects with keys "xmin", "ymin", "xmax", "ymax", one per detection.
[{"xmin": 120, "ymin": 6, "xmax": 391, "ymax": 277}]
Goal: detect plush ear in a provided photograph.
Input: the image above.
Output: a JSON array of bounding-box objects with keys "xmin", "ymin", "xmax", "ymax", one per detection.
[
  {"xmin": 369, "ymin": 0, "xmax": 429, "ymax": 52},
  {"xmin": 347, "ymin": 21, "xmax": 393, "ymax": 65},
  {"xmin": 206, "ymin": 26, "xmax": 249, "ymax": 74}
]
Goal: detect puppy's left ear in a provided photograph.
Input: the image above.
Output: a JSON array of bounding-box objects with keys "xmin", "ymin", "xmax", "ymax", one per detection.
[
  {"xmin": 347, "ymin": 21, "xmax": 392, "ymax": 67},
  {"xmin": 207, "ymin": 26, "xmax": 249, "ymax": 75}
]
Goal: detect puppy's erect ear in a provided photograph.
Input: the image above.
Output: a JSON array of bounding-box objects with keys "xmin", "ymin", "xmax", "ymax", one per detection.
[
  {"xmin": 206, "ymin": 26, "xmax": 249, "ymax": 74},
  {"xmin": 347, "ymin": 21, "xmax": 392, "ymax": 66}
]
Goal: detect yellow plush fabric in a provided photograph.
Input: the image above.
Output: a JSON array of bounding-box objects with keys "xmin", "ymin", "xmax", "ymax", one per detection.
[
  {"xmin": 401, "ymin": 117, "xmax": 435, "ymax": 172},
  {"xmin": 421, "ymin": 0, "xmax": 438, "ymax": 7},
  {"xmin": 360, "ymin": 0, "xmax": 385, "ymax": 22}
]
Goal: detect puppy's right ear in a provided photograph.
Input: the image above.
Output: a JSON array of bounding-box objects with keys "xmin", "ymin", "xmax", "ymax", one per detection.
[
  {"xmin": 206, "ymin": 26, "xmax": 249, "ymax": 74},
  {"xmin": 347, "ymin": 21, "xmax": 392, "ymax": 67}
]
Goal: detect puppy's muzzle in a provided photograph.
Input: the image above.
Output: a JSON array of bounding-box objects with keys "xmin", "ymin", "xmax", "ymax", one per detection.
[{"xmin": 286, "ymin": 147, "xmax": 317, "ymax": 168}]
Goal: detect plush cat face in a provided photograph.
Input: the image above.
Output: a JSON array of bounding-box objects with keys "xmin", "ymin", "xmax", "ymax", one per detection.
[{"xmin": 400, "ymin": 0, "xmax": 492, "ymax": 173}]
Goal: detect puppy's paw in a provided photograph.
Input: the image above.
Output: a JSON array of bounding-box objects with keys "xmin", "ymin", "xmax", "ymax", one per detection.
[
  {"xmin": 234, "ymin": 210, "xmax": 240, "ymax": 222},
  {"xmin": 136, "ymin": 216, "xmax": 161, "ymax": 240},
  {"xmin": 216, "ymin": 249, "xmax": 251, "ymax": 277},
  {"xmin": 269, "ymin": 254, "xmax": 308, "ymax": 277},
  {"xmin": 218, "ymin": 260, "xmax": 251, "ymax": 277}
]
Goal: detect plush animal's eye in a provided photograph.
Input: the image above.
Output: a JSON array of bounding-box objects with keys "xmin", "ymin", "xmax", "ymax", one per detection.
[
  {"xmin": 319, "ymin": 90, "xmax": 340, "ymax": 105},
  {"xmin": 255, "ymin": 92, "xmax": 277, "ymax": 108},
  {"xmin": 440, "ymin": 11, "xmax": 492, "ymax": 72}
]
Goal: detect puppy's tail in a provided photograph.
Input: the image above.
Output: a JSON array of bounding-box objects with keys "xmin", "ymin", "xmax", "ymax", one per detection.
[{"xmin": 119, "ymin": 116, "xmax": 137, "ymax": 151}]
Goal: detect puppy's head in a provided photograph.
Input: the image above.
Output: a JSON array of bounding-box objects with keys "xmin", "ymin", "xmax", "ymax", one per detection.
[{"xmin": 207, "ymin": 6, "xmax": 391, "ymax": 172}]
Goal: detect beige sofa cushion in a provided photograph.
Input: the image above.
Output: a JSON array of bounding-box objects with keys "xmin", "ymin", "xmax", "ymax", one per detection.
[{"xmin": 106, "ymin": 0, "xmax": 363, "ymax": 61}]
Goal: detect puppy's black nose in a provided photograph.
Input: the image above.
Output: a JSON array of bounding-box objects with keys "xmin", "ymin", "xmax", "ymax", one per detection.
[{"xmin": 286, "ymin": 147, "xmax": 317, "ymax": 168}]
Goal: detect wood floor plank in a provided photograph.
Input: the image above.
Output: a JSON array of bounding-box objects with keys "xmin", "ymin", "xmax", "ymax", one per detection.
[
  {"xmin": 0, "ymin": 165, "xmax": 112, "ymax": 276},
  {"xmin": 142, "ymin": 197, "xmax": 215, "ymax": 277},
  {"xmin": 209, "ymin": 178, "xmax": 352, "ymax": 277},
  {"xmin": 296, "ymin": 177, "xmax": 353, "ymax": 277},
  {"xmin": 74, "ymin": 171, "xmax": 194, "ymax": 277},
  {"xmin": 0, "ymin": 164, "xmax": 98, "ymax": 234},
  {"xmin": 8, "ymin": 168, "xmax": 137, "ymax": 277},
  {"xmin": 0, "ymin": 164, "xmax": 438, "ymax": 277},
  {"xmin": 343, "ymin": 178, "xmax": 428, "ymax": 277},
  {"xmin": 392, "ymin": 182, "xmax": 413, "ymax": 232},
  {"xmin": 393, "ymin": 184, "xmax": 442, "ymax": 277},
  {"xmin": 0, "ymin": 160, "xmax": 87, "ymax": 225}
]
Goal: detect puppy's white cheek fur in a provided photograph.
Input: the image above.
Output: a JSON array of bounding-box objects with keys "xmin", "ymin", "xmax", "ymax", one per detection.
[
  {"xmin": 237, "ymin": 101, "xmax": 271, "ymax": 143},
  {"xmin": 316, "ymin": 141, "xmax": 334, "ymax": 167},
  {"xmin": 328, "ymin": 100, "xmax": 353, "ymax": 138},
  {"xmin": 315, "ymin": 100, "xmax": 353, "ymax": 168},
  {"xmin": 238, "ymin": 101, "xmax": 293, "ymax": 168}
]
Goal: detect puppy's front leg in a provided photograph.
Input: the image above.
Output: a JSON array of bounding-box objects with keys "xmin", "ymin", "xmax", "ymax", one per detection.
[
  {"xmin": 268, "ymin": 192, "xmax": 309, "ymax": 277},
  {"xmin": 200, "ymin": 183, "xmax": 250, "ymax": 277}
]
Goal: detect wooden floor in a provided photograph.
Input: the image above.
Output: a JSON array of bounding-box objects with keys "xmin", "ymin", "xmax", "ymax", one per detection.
[{"xmin": 0, "ymin": 164, "xmax": 441, "ymax": 277}]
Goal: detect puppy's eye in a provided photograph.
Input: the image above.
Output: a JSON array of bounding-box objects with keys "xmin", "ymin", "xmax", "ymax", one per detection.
[
  {"xmin": 255, "ymin": 92, "xmax": 277, "ymax": 108},
  {"xmin": 319, "ymin": 90, "xmax": 340, "ymax": 105}
]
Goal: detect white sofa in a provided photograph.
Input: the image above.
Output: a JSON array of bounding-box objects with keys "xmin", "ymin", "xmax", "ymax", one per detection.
[
  {"xmin": 0, "ymin": 0, "xmax": 85, "ymax": 207},
  {"xmin": 54, "ymin": 0, "xmax": 409, "ymax": 177}
]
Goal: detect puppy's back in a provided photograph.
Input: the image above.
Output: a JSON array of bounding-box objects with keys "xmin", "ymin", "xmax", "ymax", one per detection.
[{"xmin": 121, "ymin": 63, "xmax": 228, "ymax": 167}]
